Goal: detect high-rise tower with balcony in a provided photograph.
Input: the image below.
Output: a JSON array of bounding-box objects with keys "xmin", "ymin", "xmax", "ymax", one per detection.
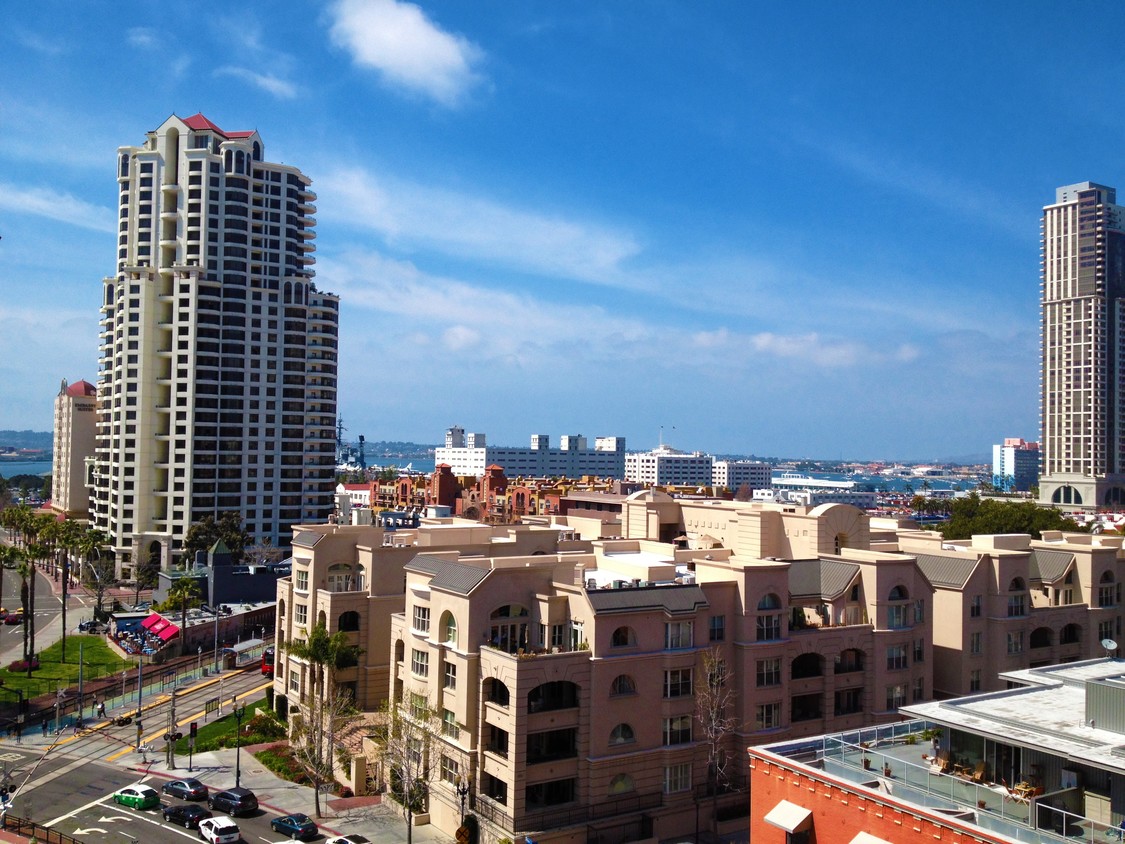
[
  {"xmin": 1039, "ymin": 182, "xmax": 1125, "ymax": 508},
  {"xmin": 90, "ymin": 113, "xmax": 338, "ymax": 577}
]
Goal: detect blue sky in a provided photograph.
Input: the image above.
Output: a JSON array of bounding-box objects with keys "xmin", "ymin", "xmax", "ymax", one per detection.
[{"xmin": 0, "ymin": 2, "xmax": 1116, "ymax": 460}]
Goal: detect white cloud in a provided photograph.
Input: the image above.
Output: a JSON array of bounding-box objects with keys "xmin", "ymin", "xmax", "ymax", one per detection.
[
  {"xmin": 318, "ymin": 167, "xmax": 642, "ymax": 287},
  {"xmin": 127, "ymin": 27, "xmax": 157, "ymax": 49},
  {"xmin": 215, "ymin": 67, "xmax": 298, "ymax": 100},
  {"xmin": 14, "ymin": 28, "xmax": 65, "ymax": 56},
  {"xmin": 442, "ymin": 325, "xmax": 480, "ymax": 351},
  {"xmin": 328, "ymin": 0, "xmax": 484, "ymax": 106},
  {"xmin": 0, "ymin": 182, "xmax": 114, "ymax": 233}
]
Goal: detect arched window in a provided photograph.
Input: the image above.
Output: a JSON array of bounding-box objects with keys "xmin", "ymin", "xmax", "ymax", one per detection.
[
  {"xmin": 1007, "ymin": 578, "xmax": 1027, "ymax": 617},
  {"xmin": 278, "ymin": 598, "xmax": 286, "ymax": 618},
  {"xmin": 440, "ymin": 611, "xmax": 457, "ymax": 646},
  {"xmin": 611, "ymin": 626, "xmax": 636, "ymax": 647},
  {"xmin": 609, "ymin": 723, "xmax": 635, "ymax": 745},
  {"xmin": 119, "ymin": 154, "xmax": 130, "ymax": 178},
  {"xmin": 252, "ymin": 141, "xmax": 261, "ymax": 160},
  {"xmin": 338, "ymin": 611, "xmax": 360, "ymax": 632},
  {"xmin": 792, "ymin": 652, "xmax": 823, "ymax": 679},
  {"xmin": 1030, "ymin": 627, "xmax": 1052, "ymax": 649},
  {"xmin": 1099, "ymin": 570, "xmax": 1118, "ymax": 608},
  {"xmin": 317, "ymin": 609, "xmax": 327, "ymax": 628},
  {"xmin": 489, "ymin": 605, "xmax": 529, "ymax": 654},
  {"xmin": 608, "ymin": 773, "xmax": 634, "ymax": 794},
  {"xmin": 611, "ymin": 675, "xmax": 636, "ymax": 696},
  {"xmin": 328, "ymin": 563, "xmax": 358, "ymax": 592},
  {"xmin": 1061, "ymin": 623, "xmax": 1082, "ymax": 645},
  {"xmin": 395, "ymin": 640, "xmax": 405, "ymax": 664},
  {"xmin": 757, "ymin": 593, "xmax": 783, "ymax": 641},
  {"xmin": 484, "ymin": 677, "xmax": 510, "ymax": 707},
  {"xmin": 887, "ymin": 585, "xmax": 911, "ymax": 628}
]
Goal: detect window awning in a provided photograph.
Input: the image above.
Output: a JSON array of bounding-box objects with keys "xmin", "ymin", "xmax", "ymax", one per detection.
[
  {"xmin": 764, "ymin": 800, "xmax": 813, "ymax": 833},
  {"xmin": 155, "ymin": 622, "xmax": 180, "ymax": 641},
  {"xmin": 140, "ymin": 612, "xmax": 163, "ymax": 630}
]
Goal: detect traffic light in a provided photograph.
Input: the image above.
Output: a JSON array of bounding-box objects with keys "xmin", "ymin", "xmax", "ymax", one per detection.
[
  {"xmin": 190, "ymin": 722, "xmax": 198, "ymax": 738},
  {"xmin": 173, "ymin": 732, "xmax": 183, "ymax": 741}
]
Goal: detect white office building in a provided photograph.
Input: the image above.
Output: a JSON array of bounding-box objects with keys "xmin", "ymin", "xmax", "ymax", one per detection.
[
  {"xmin": 624, "ymin": 445, "xmax": 714, "ymax": 486},
  {"xmin": 435, "ymin": 427, "xmax": 626, "ymax": 478},
  {"xmin": 712, "ymin": 459, "xmax": 771, "ymax": 492},
  {"xmin": 993, "ymin": 437, "xmax": 1040, "ymax": 492},
  {"xmin": 90, "ymin": 113, "xmax": 339, "ymax": 577}
]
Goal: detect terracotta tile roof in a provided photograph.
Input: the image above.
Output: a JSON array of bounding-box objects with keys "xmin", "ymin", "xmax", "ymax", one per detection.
[
  {"xmin": 181, "ymin": 114, "xmax": 254, "ymax": 140},
  {"xmin": 66, "ymin": 379, "xmax": 96, "ymax": 397}
]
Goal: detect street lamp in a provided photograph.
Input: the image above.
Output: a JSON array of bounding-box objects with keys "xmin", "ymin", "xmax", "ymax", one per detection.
[
  {"xmin": 196, "ymin": 645, "xmax": 202, "ymax": 677},
  {"xmin": 232, "ymin": 700, "xmax": 247, "ymax": 788},
  {"xmin": 455, "ymin": 775, "xmax": 471, "ymax": 824}
]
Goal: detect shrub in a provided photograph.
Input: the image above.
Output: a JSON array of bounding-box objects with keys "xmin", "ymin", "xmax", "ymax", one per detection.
[{"xmin": 7, "ymin": 657, "xmax": 39, "ymax": 672}]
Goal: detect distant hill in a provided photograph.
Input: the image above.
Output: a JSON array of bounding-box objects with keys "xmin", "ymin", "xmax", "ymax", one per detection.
[{"xmin": 0, "ymin": 430, "xmax": 52, "ymax": 450}]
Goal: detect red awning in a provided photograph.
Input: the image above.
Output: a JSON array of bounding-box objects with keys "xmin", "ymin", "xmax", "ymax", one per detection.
[
  {"xmin": 140, "ymin": 612, "xmax": 163, "ymax": 630},
  {"xmin": 156, "ymin": 622, "xmax": 180, "ymax": 642}
]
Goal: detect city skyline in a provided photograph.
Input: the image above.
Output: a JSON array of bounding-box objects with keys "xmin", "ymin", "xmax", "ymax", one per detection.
[{"xmin": 2, "ymin": 2, "xmax": 1119, "ymax": 459}]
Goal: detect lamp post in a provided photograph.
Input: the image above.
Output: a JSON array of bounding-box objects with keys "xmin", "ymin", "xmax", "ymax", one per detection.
[
  {"xmin": 232, "ymin": 700, "xmax": 246, "ymax": 788},
  {"xmin": 456, "ymin": 775, "xmax": 471, "ymax": 825},
  {"xmin": 197, "ymin": 645, "xmax": 202, "ymax": 677}
]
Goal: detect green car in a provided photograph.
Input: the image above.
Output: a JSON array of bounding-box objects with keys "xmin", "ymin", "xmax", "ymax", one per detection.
[{"xmin": 112, "ymin": 784, "xmax": 160, "ymax": 810}]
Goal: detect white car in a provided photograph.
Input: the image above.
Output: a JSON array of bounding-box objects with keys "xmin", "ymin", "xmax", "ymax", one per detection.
[
  {"xmin": 325, "ymin": 836, "xmax": 372, "ymax": 844},
  {"xmin": 198, "ymin": 817, "xmax": 241, "ymax": 844}
]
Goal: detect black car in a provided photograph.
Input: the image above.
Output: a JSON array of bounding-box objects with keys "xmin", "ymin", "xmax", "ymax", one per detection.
[
  {"xmin": 162, "ymin": 778, "xmax": 208, "ymax": 801},
  {"xmin": 207, "ymin": 787, "xmax": 258, "ymax": 817},
  {"xmin": 161, "ymin": 803, "xmax": 212, "ymax": 829}
]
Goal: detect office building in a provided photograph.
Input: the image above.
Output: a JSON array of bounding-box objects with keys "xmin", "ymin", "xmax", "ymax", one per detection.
[
  {"xmin": 625, "ymin": 445, "xmax": 714, "ymax": 486},
  {"xmin": 711, "ymin": 459, "xmax": 771, "ymax": 493},
  {"xmin": 992, "ymin": 437, "xmax": 1039, "ymax": 492},
  {"xmin": 51, "ymin": 378, "xmax": 98, "ymax": 518},
  {"xmin": 90, "ymin": 113, "xmax": 338, "ymax": 577},
  {"xmin": 1039, "ymin": 182, "xmax": 1125, "ymax": 508},
  {"xmin": 751, "ymin": 658, "xmax": 1125, "ymax": 844},
  {"xmin": 434, "ymin": 427, "xmax": 626, "ymax": 478}
]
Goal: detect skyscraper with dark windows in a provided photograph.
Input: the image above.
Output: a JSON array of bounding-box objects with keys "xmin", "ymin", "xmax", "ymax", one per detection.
[
  {"xmin": 1039, "ymin": 182, "xmax": 1125, "ymax": 508},
  {"xmin": 90, "ymin": 113, "xmax": 338, "ymax": 577}
]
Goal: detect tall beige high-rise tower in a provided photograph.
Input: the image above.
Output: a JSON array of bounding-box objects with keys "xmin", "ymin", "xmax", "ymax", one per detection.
[
  {"xmin": 90, "ymin": 114, "xmax": 339, "ymax": 578},
  {"xmin": 1039, "ymin": 182, "xmax": 1125, "ymax": 508}
]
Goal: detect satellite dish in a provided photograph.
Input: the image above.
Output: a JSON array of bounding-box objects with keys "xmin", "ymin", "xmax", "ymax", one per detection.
[{"xmin": 1102, "ymin": 638, "xmax": 1118, "ymax": 656}]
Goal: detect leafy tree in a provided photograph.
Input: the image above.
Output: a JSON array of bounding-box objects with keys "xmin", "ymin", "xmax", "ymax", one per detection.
[
  {"xmin": 733, "ymin": 484, "xmax": 753, "ymax": 502},
  {"xmin": 282, "ymin": 623, "xmax": 363, "ymax": 818},
  {"xmin": 245, "ymin": 538, "xmax": 282, "ymax": 566},
  {"xmin": 938, "ymin": 493, "xmax": 1086, "ymax": 541},
  {"xmin": 377, "ymin": 466, "xmax": 399, "ymax": 482},
  {"xmin": 183, "ymin": 512, "xmax": 251, "ymax": 564},
  {"xmin": 290, "ymin": 686, "xmax": 364, "ymax": 817},
  {"xmin": 371, "ymin": 694, "xmax": 442, "ymax": 844}
]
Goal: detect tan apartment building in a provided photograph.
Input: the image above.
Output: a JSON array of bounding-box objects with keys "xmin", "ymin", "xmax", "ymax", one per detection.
[
  {"xmin": 895, "ymin": 528, "xmax": 1124, "ymax": 697},
  {"xmin": 388, "ymin": 498, "xmax": 933, "ymax": 844},
  {"xmin": 273, "ymin": 518, "xmax": 587, "ymax": 719}
]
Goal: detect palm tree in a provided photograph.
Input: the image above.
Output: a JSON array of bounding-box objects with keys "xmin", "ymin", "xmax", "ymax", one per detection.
[
  {"xmin": 167, "ymin": 577, "xmax": 201, "ymax": 656},
  {"xmin": 15, "ymin": 555, "xmax": 31, "ymax": 666},
  {"xmin": 282, "ymin": 623, "xmax": 361, "ymax": 818},
  {"xmin": 79, "ymin": 529, "xmax": 112, "ymax": 621}
]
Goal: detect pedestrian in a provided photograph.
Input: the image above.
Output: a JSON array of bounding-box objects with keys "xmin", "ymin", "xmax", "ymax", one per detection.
[
  {"xmin": 40, "ymin": 719, "xmax": 47, "ymax": 738},
  {"xmin": 96, "ymin": 700, "xmax": 106, "ymax": 718}
]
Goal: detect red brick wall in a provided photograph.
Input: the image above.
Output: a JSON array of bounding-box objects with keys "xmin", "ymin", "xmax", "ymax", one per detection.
[{"xmin": 748, "ymin": 749, "xmax": 1005, "ymax": 844}]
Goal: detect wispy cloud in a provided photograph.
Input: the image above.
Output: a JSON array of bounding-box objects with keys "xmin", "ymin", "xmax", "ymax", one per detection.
[
  {"xmin": 215, "ymin": 66, "xmax": 298, "ymax": 100},
  {"xmin": 318, "ymin": 167, "xmax": 642, "ymax": 286},
  {"xmin": 787, "ymin": 129, "xmax": 1028, "ymax": 238},
  {"xmin": 0, "ymin": 182, "xmax": 114, "ymax": 233},
  {"xmin": 13, "ymin": 27, "xmax": 65, "ymax": 56},
  {"xmin": 127, "ymin": 27, "xmax": 157, "ymax": 49},
  {"xmin": 327, "ymin": 0, "xmax": 484, "ymax": 107}
]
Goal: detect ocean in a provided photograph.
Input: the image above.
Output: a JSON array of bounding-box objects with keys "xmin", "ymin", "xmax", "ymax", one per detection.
[{"xmin": 0, "ymin": 460, "xmax": 52, "ymax": 479}]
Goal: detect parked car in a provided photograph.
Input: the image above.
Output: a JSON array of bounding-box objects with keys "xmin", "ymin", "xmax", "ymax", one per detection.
[
  {"xmin": 4, "ymin": 613, "xmax": 23, "ymax": 626},
  {"xmin": 162, "ymin": 777, "xmax": 208, "ymax": 800},
  {"xmin": 112, "ymin": 784, "xmax": 160, "ymax": 810},
  {"xmin": 270, "ymin": 812, "xmax": 318, "ymax": 840},
  {"xmin": 207, "ymin": 787, "xmax": 258, "ymax": 816},
  {"xmin": 161, "ymin": 803, "xmax": 212, "ymax": 828},
  {"xmin": 326, "ymin": 836, "xmax": 372, "ymax": 844},
  {"xmin": 197, "ymin": 817, "xmax": 241, "ymax": 844}
]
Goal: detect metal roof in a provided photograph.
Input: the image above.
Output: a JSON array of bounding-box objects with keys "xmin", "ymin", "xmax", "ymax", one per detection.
[
  {"xmin": 586, "ymin": 584, "xmax": 709, "ymax": 615},
  {"xmin": 788, "ymin": 558, "xmax": 861, "ymax": 601},
  {"xmin": 1029, "ymin": 548, "xmax": 1074, "ymax": 583},
  {"xmin": 291, "ymin": 531, "xmax": 324, "ymax": 549},
  {"xmin": 405, "ymin": 555, "xmax": 490, "ymax": 595},
  {"xmin": 914, "ymin": 553, "xmax": 979, "ymax": 588}
]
